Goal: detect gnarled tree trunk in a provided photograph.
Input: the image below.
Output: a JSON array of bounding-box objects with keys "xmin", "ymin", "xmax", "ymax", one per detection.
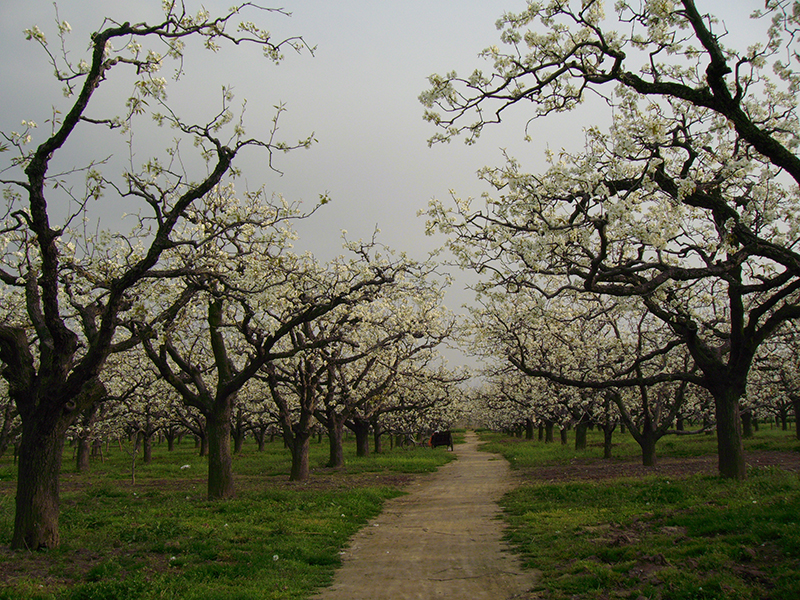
[{"xmin": 12, "ymin": 413, "xmax": 70, "ymax": 550}]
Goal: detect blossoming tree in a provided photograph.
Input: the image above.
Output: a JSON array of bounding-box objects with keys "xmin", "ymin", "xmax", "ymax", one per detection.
[
  {"xmin": 421, "ymin": 0, "xmax": 800, "ymax": 479},
  {"xmin": 0, "ymin": 3, "xmax": 312, "ymax": 549}
]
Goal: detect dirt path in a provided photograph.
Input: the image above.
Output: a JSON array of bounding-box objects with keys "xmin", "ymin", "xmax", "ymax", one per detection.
[{"xmin": 313, "ymin": 431, "xmax": 537, "ymax": 600}]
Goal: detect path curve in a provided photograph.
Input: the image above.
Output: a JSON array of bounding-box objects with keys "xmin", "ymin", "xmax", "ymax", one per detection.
[{"xmin": 313, "ymin": 431, "xmax": 537, "ymax": 600}]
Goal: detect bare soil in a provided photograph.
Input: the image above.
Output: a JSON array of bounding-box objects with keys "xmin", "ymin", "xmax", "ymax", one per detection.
[{"xmin": 312, "ymin": 431, "xmax": 539, "ymax": 600}]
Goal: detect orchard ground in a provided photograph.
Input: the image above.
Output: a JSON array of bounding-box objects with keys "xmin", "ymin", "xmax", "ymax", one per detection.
[{"xmin": 0, "ymin": 427, "xmax": 799, "ymax": 599}]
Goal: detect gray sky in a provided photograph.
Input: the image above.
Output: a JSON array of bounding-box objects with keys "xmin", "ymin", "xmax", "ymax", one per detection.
[
  {"xmin": 0, "ymin": 0, "xmax": 763, "ymax": 371},
  {"xmin": 0, "ymin": 0, "xmax": 539, "ymax": 252},
  {"xmin": 0, "ymin": 0, "xmax": 540, "ymax": 371}
]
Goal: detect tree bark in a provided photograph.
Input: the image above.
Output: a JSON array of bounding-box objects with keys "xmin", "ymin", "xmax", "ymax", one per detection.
[
  {"xmin": 290, "ymin": 430, "xmax": 311, "ymax": 481},
  {"xmin": 165, "ymin": 428, "xmax": 177, "ymax": 452},
  {"xmin": 326, "ymin": 415, "xmax": 346, "ymax": 469},
  {"xmin": 372, "ymin": 417, "xmax": 384, "ymax": 454},
  {"xmin": 602, "ymin": 423, "xmax": 615, "ymax": 459},
  {"xmin": 349, "ymin": 418, "xmax": 371, "ymax": 458},
  {"xmin": 714, "ymin": 388, "xmax": 746, "ymax": 480},
  {"xmin": 12, "ymin": 416, "xmax": 69, "ymax": 549},
  {"xmin": 574, "ymin": 415, "xmax": 589, "ymax": 451},
  {"xmin": 779, "ymin": 405, "xmax": 789, "ymax": 430},
  {"xmin": 76, "ymin": 435, "xmax": 91, "ymax": 473},
  {"xmin": 142, "ymin": 432, "xmax": 153, "ymax": 464},
  {"xmin": 741, "ymin": 410, "xmax": 754, "ymax": 439},
  {"xmin": 233, "ymin": 430, "xmax": 245, "ymax": 455},
  {"xmin": 525, "ymin": 418, "xmax": 535, "ymax": 440},
  {"xmin": 206, "ymin": 403, "xmax": 235, "ymax": 499},
  {"xmin": 10, "ymin": 376, "xmax": 105, "ymax": 550},
  {"xmin": 640, "ymin": 431, "xmax": 657, "ymax": 466},
  {"xmin": 199, "ymin": 434, "xmax": 209, "ymax": 457},
  {"xmin": 75, "ymin": 403, "xmax": 98, "ymax": 472},
  {"xmin": 544, "ymin": 420, "xmax": 555, "ymax": 443},
  {"xmin": 254, "ymin": 427, "xmax": 267, "ymax": 451}
]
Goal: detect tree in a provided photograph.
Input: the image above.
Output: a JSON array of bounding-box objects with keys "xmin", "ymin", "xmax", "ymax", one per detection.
[
  {"xmin": 139, "ymin": 224, "xmax": 409, "ymax": 494},
  {"xmin": 0, "ymin": 3, "xmax": 312, "ymax": 549},
  {"xmin": 316, "ymin": 272, "xmax": 457, "ymax": 463},
  {"xmin": 422, "ymin": 0, "xmax": 800, "ymax": 479},
  {"xmin": 264, "ymin": 245, "xmax": 447, "ymax": 480}
]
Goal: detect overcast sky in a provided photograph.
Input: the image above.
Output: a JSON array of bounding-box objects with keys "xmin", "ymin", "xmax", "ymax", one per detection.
[{"xmin": 0, "ymin": 0, "xmax": 762, "ymax": 371}]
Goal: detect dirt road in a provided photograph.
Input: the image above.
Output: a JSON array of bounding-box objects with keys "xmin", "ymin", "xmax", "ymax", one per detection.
[{"xmin": 313, "ymin": 431, "xmax": 537, "ymax": 600}]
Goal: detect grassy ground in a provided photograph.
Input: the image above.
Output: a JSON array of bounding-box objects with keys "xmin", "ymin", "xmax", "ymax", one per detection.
[
  {"xmin": 480, "ymin": 427, "xmax": 800, "ymax": 600},
  {"xmin": 3, "ymin": 428, "xmax": 797, "ymax": 599},
  {"xmin": 0, "ymin": 436, "xmax": 455, "ymax": 600}
]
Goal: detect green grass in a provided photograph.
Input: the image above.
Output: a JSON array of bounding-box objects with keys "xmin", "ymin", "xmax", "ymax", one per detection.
[
  {"xmin": 0, "ymin": 436, "xmax": 455, "ymax": 600},
  {"xmin": 478, "ymin": 426, "xmax": 800, "ymax": 468},
  {"xmin": 481, "ymin": 428, "xmax": 800, "ymax": 600},
  {"xmin": 3, "ymin": 427, "xmax": 796, "ymax": 599}
]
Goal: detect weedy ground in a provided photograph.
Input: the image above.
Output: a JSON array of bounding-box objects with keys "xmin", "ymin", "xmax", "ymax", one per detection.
[
  {"xmin": 481, "ymin": 428, "xmax": 800, "ymax": 600},
  {"xmin": 0, "ymin": 436, "xmax": 455, "ymax": 600}
]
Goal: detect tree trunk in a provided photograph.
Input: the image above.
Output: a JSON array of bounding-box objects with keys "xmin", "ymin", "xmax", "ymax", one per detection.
[
  {"xmin": 165, "ymin": 430, "xmax": 176, "ymax": 451},
  {"xmin": 538, "ymin": 422, "xmax": 544, "ymax": 441},
  {"xmin": 574, "ymin": 416, "xmax": 589, "ymax": 451},
  {"xmin": 233, "ymin": 430, "xmax": 245, "ymax": 454},
  {"xmin": 525, "ymin": 418, "xmax": 535, "ymax": 440},
  {"xmin": 372, "ymin": 419, "xmax": 384, "ymax": 454},
  {"xmin": 544, "ymin": 421, "xmax": 555, "ymax": 443},
  {"xmin": 560, "ymin": 427, "xmax": 568, "ymax": 445},
  {"xmin": 714, "ymin": 388, "xmax": 747, "ymax": 480},
  {"xmin": 206, "ymin": 405, "xmax": 235, "ymax": 500},
  {"xmin": 327, "ymin": 416, "xmax": 346, "ymax": 469},
  {"xmin": 290, "ymin": 431, "xmax": 311, "ymax": 481},
  {"xmin": 12, "ymin": 417, "xmax": 69, "ymax": 549},
  {"xmin": 779, "ymin": 405, "xmax": 789, "ymax": 430},
  {"xmin": 254, "ymin": 427, "xmax": 267, "ymax": 451},
  {"xmin": 602, "ymin": 423, "xmax": 614, "ymax": 459},
  {"xmin": 640, "ymin": 431, "xmax": 657, "ymax": 467},
  {"xmin": 741, "ymin": 410, "xmax": 754, "ymax": 439},
  {"xmin": 76, "ymin": 435, "xmax": 91, "ymax": 473},
  {"xmin": 142, "ymin": 433, "xmax": 153, "ymax": 464},
  {"xmin": 349, "ymin": 418, "xmax": 370, "ymax": 458},
  {"xmin": 11, "ymin": 376, "xmax": 105, "ymax": 550}
]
